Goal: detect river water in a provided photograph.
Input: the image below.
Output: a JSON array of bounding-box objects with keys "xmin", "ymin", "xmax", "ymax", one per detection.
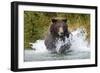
[{"xmin": 24, "ymin": 28, "xmax": 90, "ymax": 62}]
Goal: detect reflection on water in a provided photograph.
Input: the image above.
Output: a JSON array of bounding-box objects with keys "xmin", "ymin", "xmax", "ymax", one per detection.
[{"xmin": 24, "ymin": 28, "xmax": 90, "ymax": 62}]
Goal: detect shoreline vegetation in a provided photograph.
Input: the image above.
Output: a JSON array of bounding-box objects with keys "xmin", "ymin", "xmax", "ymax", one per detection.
[{"xmin": 24, "ymin": 11, "xmax": 90, "ymax": 49}]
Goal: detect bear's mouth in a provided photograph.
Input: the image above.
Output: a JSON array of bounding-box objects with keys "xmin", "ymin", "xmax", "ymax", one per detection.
[{"xmin": 58, "ymin": 32, "xmax": 64, "ymax": 36}]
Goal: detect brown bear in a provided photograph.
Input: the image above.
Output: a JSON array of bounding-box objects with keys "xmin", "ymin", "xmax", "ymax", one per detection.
[{"xmin": 44, "ymin": 17, "xmax": 71, "ymax": 54}]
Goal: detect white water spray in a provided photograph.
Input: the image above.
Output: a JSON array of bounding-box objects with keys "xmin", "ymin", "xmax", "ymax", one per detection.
[{"xmin": 29, "ymin": 28, "xmax": 90, "ymax": 53}]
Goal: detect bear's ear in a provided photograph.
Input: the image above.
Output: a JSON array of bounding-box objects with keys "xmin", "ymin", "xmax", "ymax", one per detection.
[
  {"xmin": 62, "ymin": 19, "xmax": 67, "ymax": 23},
  {"xmin": 52, "ymin": 19, "xmax": 57, "ymax": 23}
]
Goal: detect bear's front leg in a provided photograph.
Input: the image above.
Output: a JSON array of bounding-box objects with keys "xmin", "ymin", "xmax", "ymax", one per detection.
[{"xmin": 59, "ymin": 42, "xmax": 71, "ymax": 54}]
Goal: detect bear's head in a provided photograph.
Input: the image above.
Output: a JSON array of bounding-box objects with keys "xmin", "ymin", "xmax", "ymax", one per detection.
[{"xmin": 50, "ymin": 17, "xmax": 69, "ymax": 38}]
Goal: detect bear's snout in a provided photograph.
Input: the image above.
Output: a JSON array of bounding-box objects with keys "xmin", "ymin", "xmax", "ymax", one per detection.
[{"xmin": 58, "ymin": 27, "xmax": 64, "ymax": 36}]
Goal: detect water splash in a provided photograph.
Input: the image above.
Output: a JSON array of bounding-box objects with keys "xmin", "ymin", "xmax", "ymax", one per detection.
[
  {"xmin": 29, "ymin": 40, "xmax": 47, "ymax": 53},
  {"xmin": 70, "ymin": 28, "xmax": 90, "ymax": 52},
  {"xmin": 25, "ymin": 28, "xmax": 90, "ymax": 61},
  {"xmin": 29, "ymin": 28, "xmax": 90, "ymax": 53}
]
